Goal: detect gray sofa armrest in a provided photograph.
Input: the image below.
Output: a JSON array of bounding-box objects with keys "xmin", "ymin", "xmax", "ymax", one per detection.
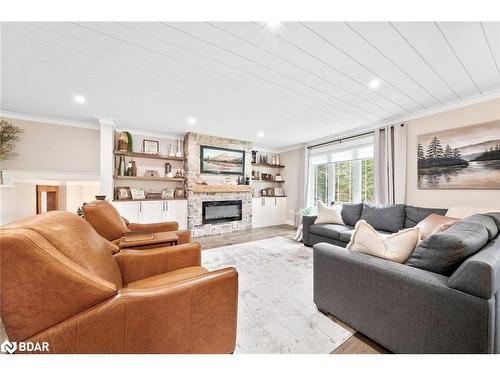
[
  {"xmin": 447, "ymin": 237, "xmax": 500, "ymax": 299},
  {"xmin": 302, "ymin": 215, "xmax": 317, "ymax": 246},
  {"xmin": 313, "ymin": 243, "xmax": 494, "ymax": 353}
]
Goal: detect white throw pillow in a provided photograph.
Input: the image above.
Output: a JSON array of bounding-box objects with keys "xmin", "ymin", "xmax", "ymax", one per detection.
[
  {"xmin": 314, "ymin": 201, "xmax": 344, "ymax": 225},
  {"xmin": 346, "ymin": 220, "xmax": 421, "ymax": 263}
]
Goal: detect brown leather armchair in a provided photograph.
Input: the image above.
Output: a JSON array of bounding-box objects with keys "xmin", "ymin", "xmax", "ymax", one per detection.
[
  {"xmin": 82, "ymin": 200, "xmax": 191, "ymax": 246},
  {"xmin": 0, "ymin": 211, "xmax": 238, "ymax": 354}
]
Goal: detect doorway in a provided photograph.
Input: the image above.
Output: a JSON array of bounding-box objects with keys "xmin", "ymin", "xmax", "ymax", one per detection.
[{"xmin": 36, "ymin": 185, "xmax": 59, "ymax": 214}]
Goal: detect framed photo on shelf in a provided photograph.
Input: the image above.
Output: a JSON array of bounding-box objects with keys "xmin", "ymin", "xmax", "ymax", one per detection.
[
  {"xmin": 174, "ymin": 187, "xmax": 185, "ymax": 198},
  {"xmin": 143, "ymin": 139, "xmax": 159, "ymax": 154},
  {"xmin": 115, "ymin": 186, "xmax": 131, "ymax": 200},
  {"xmin": 130, "ymin": 188, "xmax": 146, "ymax": 200},
  {"xmin": 274, "ymin": 187, "xmax": 285, "ymax": 197},
  {"xmin": 161, "ymin": 189, "xmax": 174, "ymax": 199}
]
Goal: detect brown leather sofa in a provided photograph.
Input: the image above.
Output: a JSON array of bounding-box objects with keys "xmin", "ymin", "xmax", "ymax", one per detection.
[
  {"xmin": 82, "ymin": 200, "xmax": 191, "ymax": 246},
  {"xmin": 0, "ymin": 211, "xmax": 238, "ymax": 354}
]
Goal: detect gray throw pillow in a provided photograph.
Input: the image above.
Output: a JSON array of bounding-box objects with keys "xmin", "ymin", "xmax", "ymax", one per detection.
[
  {"xmin": 404, "ymin": 205, "xmax": 448, "ymax": 228},
  {"xmin": 463, "ymin": 214, "xmax": 498, "ymax": 240},
  {"xmin": 360, "ymin": 204, "xmax": 406, "ymax": 233},
  {"xmin": 340, "ymin": 203, "xmax": 363, "ymax": 227},
  {"xmin": 485, "ymin": 212, "xmax": 500, "ymax": 229},
  {"xmin": 405, "ymin": 221, "xmax": 489, "ymax": 276}
]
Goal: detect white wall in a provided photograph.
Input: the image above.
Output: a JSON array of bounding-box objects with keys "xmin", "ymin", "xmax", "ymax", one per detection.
[
  {"xmin": 405, "ymin": 98, "xmax": 500, "ymax": 208},
  {"xmin": 0, "ymin": 117, "xmax": 100, "ymax": 174},
  {"xmin": 0, "ymin": 117, "xmax": 101, "ymax": 224},
  {"xmin": 281, "ymin": 147, "xmax": 305, "ymax": 226}
]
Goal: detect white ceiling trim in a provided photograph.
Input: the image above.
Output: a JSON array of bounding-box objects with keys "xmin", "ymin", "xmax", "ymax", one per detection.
[
  {"xmin": 0, "ymin": 110, "xmax": 99, "ymax": 129},
  {"xmin": 300, "ymin": 89, "xmax": 500, "ymax": 150}
]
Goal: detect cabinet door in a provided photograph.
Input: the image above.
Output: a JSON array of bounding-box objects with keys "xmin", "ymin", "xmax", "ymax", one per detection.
[
  {"xmin": 140, "ymin": 201, "xmax": 164, "ymax": 224},
  {"xmin": 252, "ymin": 197, "xmax": 266, "ymax": 228},
  {"xmin": 111, "ymin": 201, "xmax": 140, "ymax": 223},
  {"xmin": 275, "ymin": 197, "xmax": 287, "ymax": 225},
  {"xmin": 163, "ymin": 200, "xmax": 188, "ymax": 230}
]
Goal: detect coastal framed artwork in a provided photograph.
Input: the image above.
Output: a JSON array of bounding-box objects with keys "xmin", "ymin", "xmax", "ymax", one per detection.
[
  {"xmin": 417, "ymin": 120, "xmax": 500, "ymax": 189},
  {"xmin": 200, "ymin": 145, "xmax": 245, "ymax": 175}
]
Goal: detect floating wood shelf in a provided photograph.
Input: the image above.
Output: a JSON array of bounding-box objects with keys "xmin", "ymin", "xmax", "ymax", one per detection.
[
  {"xmin": 251, "ymin": 162, "xmax": 285, "ymax": 168},
  {"xmin": 191, "ymin": 184, "xmax": 252, "ymax": 193},
  {"xmin": 114, "ymin": 175, "xmax": 185, "ymax": 182},
  {"xmin": 114, "ymin": 151, "xmax": 185, "ymax": 162},
  {"xmin": 252, "ymin": 180, "xmax": 285, "ymax": 183},
  {"xmin": 112, "ymin": 198, "xmax": 186, "ymax": 202}
]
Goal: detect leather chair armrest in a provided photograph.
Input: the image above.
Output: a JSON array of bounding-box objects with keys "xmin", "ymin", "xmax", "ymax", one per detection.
[
  {"xmin": 114, "ymin": 242, "xmax": 201, "ymax": 284},
  {"xmin": 127, "ymin": 221, "xmax": 179, "ymax": 232}
]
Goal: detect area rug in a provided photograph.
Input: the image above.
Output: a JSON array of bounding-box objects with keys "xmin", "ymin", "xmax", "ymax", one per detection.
[{"xmin": 202, "ymin": 236, "xmax": 354, "ymax": 354}]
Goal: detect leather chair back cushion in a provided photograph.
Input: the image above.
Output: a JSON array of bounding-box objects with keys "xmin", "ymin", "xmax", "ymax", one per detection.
[
  {"xmin": 0, "ymin": 228, "xmax": 117, "ymax": 341},
  {"xmin": 3, "ymin": 211, "xmax": 123, "ymax": 287},
  {"xmin": 83, "ymin": 200, "xmax": 130, "ymax": 241}
]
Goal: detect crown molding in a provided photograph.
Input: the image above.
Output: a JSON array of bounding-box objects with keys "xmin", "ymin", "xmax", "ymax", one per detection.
[
  {"xmin": 305, "ymin": 90, "xmax": 500, "ymax": 147},
  {"xmin": 115, "ymin": 126, "xmax": 182, "ymax": 140},
  {"xmin": 0, "ymin": 110, "xmax": 100, "ymax": 130}
]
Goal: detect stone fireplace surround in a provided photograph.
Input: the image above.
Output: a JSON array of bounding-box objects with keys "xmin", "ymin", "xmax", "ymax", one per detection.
[{"xmin": 183, "ymin": 132, "xmax": 252, "ymax": 237}]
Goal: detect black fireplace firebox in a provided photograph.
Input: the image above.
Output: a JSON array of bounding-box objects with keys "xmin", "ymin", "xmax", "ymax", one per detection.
[{"xmin": 202, "ymin": 200, "xmax": 242, "ymax": 224}]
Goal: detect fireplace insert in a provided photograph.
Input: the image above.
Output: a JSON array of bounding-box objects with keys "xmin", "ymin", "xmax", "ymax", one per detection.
[{"xmin": 202, "ymin": 200, "xmax": 242, "ymax": 224}]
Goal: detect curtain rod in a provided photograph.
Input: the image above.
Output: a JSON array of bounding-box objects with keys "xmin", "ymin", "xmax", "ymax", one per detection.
[{"xmin": 306, "ymin": 130, "xmax": 374, "ymax": 150}]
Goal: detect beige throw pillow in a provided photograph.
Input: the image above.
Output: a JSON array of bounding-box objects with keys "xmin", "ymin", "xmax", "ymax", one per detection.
[
  {"xmin": 416, "ymin": 213, "xmax": 460, "ymax": 240},
  {"xmin": 347, "ymin": 220, "xmax": 421, "ymax": 263},
  {"xmin": 315, "ymin": 201, "xmax": 344, "ymax": 225}
]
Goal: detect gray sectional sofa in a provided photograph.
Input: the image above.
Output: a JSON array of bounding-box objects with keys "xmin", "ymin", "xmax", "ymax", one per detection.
[
  {"xmin": 306, "ymin": 204, "xmax": 500, "ymax": 353},
  {"xmin": 303, "ymin": 203, "xmax": 446, "ymax": 248}
]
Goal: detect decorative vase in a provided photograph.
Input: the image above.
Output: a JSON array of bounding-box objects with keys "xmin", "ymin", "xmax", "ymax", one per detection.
[
  {"xmin": 118, "ymin": 156, "xmax": 125, "ymax": 176},
  {"xmin": 176, "ymin": 138, "xmax": 182, "ymax": 158},
  {"xmin": 126, "ymin": 161, "xmax": 132, "ymax": 176},
  {"xmin": 131, "ymin": 160, "xmax": 137, "ymax": 176}
]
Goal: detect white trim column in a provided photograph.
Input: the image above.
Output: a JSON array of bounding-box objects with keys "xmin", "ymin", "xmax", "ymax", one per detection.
[{"xmin": 98, "ymin": 118, "xmax": 115, "ymax": 201}]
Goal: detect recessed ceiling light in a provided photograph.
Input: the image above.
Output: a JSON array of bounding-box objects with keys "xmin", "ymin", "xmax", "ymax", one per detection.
[
  {"xmin": 265, "ymin": 21, "xmax": 281, "ymax": 30},
  {"xmin": 186, "ymin": 116, "xmax": 196, "ymax": 125},
  {"xmin": 257, "ymin": 131, "xmax": 264, "ymax": 138},
  {"xmin": 73, "ymin": 95, "xmax": 86, "ymax": 104},
  {"xmin": 368, "ymin": 79, "xmax": 381, "ymax": 89}
]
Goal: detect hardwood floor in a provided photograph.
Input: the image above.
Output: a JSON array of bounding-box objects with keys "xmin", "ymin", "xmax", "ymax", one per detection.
[
  {"xmin": 196, "ymin": 224, "xmax": 389, "ymax": 354},
  {"xmin": 197, "ymin": 224, "xmax": 296, "ymax": 250}
]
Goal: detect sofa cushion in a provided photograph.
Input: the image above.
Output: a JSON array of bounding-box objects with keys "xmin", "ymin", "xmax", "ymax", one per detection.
[
  {"xmin": 339, "ymin": 229, "xmax": 355, "ymax": 243},
  {"xmin": 340, "ymin": 203, "xmax": 363, "ymax": 227},
  {"xmin": 463, "ymin": 214, "xmax": 498, "ymax": 240},
  {"xmin": 360, "ymin": 204, "xmax": 406, "ymax": 233},
  {"xmin": 405, "ymin": 205, "xmax": 448, "ymax": 228},
  {"xmin": 405, "ymin": 221, "xmax": 489, "ymax": 276},
  {"xmin": 309, "ymin": 223, "xmax": 353, "ymax": 241},
  {"xmin": 416, "ymin": 214, "xmax": 460, "ymax": 240},
  {"xmin": 347, "ymin": 220, "xmax": 421, "ymax": 263}
]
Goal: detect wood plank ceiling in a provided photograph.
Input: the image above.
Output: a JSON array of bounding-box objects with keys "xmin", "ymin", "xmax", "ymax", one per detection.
[{"xmin": 1, "ymin": 22, "xmax": 499, "ymax": 149}]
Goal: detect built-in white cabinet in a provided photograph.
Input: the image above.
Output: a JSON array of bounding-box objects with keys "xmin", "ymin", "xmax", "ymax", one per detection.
[
  {"xmin": 252, "ymin": 197, "xmax": 287, "ymax": 228},
  {"xmin": 112, "ymin": 200, "xmax": 187, "ymax": 229}
]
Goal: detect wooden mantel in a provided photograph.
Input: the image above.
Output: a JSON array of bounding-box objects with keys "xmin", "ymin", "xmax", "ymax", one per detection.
[{"xmin": 191, "ymin": 184, "xmax": 252, "ymax": 193}]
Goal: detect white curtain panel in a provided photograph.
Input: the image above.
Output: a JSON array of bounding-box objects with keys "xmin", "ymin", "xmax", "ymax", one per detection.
[{"xmin": 374, "ymin": 124, "xmax": 407, "ymax": 205}]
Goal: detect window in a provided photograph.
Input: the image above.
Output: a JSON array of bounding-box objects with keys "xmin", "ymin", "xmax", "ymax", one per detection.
[{"xmin": 308, "ymin": 136, "xmax": 374, "ymax": 205}]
